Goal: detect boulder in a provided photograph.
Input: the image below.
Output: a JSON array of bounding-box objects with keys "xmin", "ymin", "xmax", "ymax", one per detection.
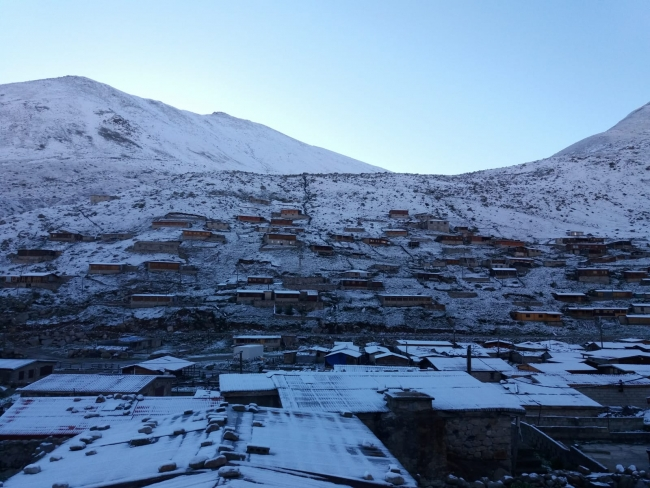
[
  {"xmin": 385, "ymin": 472, "xmax": 406, "ymax": 485},
  {"xmin": 52, "ymin": 483, "xmax": 70, "ymax": 488},
  {"xmin": 50, "ymin": 455, "xmax": 63, "ymax": 462},
  {"xmin": 218, "ymin": 466, "xmax": 241, "ymax": 479},
  {"xmin": 138, "ymin": 426, "xmax": 153, "ymax": 434},
  {"xmin": 204, "ymin": 456, "xmax": 227, "ymax": 469},
  {"xmin": 223, "ymin": 431, "xmax": 239, "ymax": 441},
  {"xmin": 189, "ymin": 455, "xmax": 208, "ymax": 469},
  {"xmin": 69, "ymin": 442, "xmax": 86, "ymax": 451},
  {"xmin": 23, "ymin": 464, "xmax": 41, "ymax": 474},
  {"xmin": 158, "ymin": 462, "xmax": 177, "ymax": 473}
]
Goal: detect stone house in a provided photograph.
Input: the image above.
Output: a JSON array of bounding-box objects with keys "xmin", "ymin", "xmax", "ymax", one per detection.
[
  {"xmin": 237, "ymin": 215, "xmax": 266, "ymax": 223},
  {"xmin": 131, "ymin": 241, "xmax": 181, "ymax": 254},
  {"xmin": 11, "ymin": 249, "xmax": 62, "ymax": 263},
  {"xmin": 340, "ymin": 278, "xmax": 384, "ymax": 290},
  {"xmin": 388, "ymin": 209, "xmax": 409, "ymax": 219},
  {"xmin": 310, "ymin": 244, "xmax": 334, "ymax": 256},
  {"xmin": 587, "ymin": 289, "xmax": 633, "ymax": 300},
  {"xmin": 384, "ymin": 229, "xmax": 408, "ymax": 237},
  {"xmin": 205, "ymin": 220, "xmax": 231, "ymax": 231},
  {"xmin": 151, "ymin": 220, "xmax": 192, "ymax": 229},
  {"xmin": 575, "ymin": 268, "xmax": 610, "ymax": 283},
  {"xmin": 551, "ymin": 292, "xmax": 590, "ymax": 303},
  {"xmin": 510, "ymin": 311, "xmax": 563, "ymax": 323},
  {"xmin": 1, "ymin": 273, "xmax": 62, "ymax": 290},
  {"xmin": 263, "ymin": 233, "xmax": 297, "ymax": 246},
  {"xmin": 145, "ymin": 261, "xmax": 182, "ymax": 272},
  {"xmin": 88, "ymin": 263, "xmax": 126, "ymax": 274},
  {"xmin": 435, "ymin": 234, "xmax": 465, "ymax": 245},
  {"xmin": 48, "ymin": 231, "xmax": 85, "ymax": 242},
  {"xmin": 0, "ymin": 359, "xmax": 56, "ymax": 386},
  {"xmin": 422, "ymin": 219, "xmax": 450, "ymax": 233},
  {"xmin": 362, "ymin": 237, "xmax": 390, "ymax": 246}
]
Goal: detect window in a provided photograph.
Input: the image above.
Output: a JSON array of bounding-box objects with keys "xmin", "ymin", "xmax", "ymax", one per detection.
[
  {"xmin": 28, "ymin": 369, "xmax": 35, "ymax": 378},
  {"xmin": 19, "ymin": 371, "xmax": 25, "ymax": 380}
]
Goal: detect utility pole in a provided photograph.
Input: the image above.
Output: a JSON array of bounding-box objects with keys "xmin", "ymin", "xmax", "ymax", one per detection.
[{"xmin": 239, "ymin": 351, "xmax": 243, "ymax": 374}]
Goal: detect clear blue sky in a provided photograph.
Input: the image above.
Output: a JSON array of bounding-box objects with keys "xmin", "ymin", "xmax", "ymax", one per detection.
[{"xmin": 1, "ymin": 1, "xmax": 649, "ymax": 174}]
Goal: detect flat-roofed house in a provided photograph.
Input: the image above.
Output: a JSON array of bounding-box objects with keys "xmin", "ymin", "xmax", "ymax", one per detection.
[
  {"xmin": 624, "ymin": 270, "xmax": 649, "ymax": 283},
  {"xmin": 389, "ymin": 209, "xmax": 409, "ymax": 219},
  {"xmin": 121, "ymin": 355, "xmax": 196, "ymax": 378},
  {"xmin": 0, "ymin": 359, "xmax": 56, "ymax": 386},
  {"xmin": 12, "ymin": 249, "xmax": 62, "ymax": 263},
  {"xmin": 510, "ymin": 311, "xmax": 563, "ymax": 323},
  {"xmin": 436, "ymin": 234, "xmax": 465, "ymax": 245},
  {"xmin": 88, "ymin": 263, "xmax": 126, "ymax": 274},
  {"xmin": 130, "ymin": 294, "xmax": 177, "ymax": 307},
  {"xmin": 340, "ymin": 278, "xmax": 384, "ymax": 290},
  {"xmin": 151, "ymin": 220, "xmax": 192, "ymax": 229},
  {"xmin": 423, "ymin": 219, "xmax": 450, "ymax": 233},
  {"xmin": 552, "ymin": 292, "xmax": 590, "ymax": 303},
  {"xmin": 384, "ymin": 229, "xmax": 408, "ymax": 237},
  {"xmin": 181, "ymin": 229, "xmax": 227, "ymax": 242},
  {"xmin": 378, "ymin": 294, "xmax": 445, "ymax": 310},
  {"xmin": 575, "ymin": 268, "xmax": 610, "ymax": 283},
  {"xmin": 237, "ymin": 215, "xmax": 266, "ymax": 223},
  {"xmin": 588, "ymin": 289, "xmax": 633, "ymax": 300},
  {"xmin": 310, "ymin": 244, "xmax": 334, "ymax": 256},
  {"xmin": 18, "ymin": 373, "xmax": 174, "ymax": 397},
  {"xmin": 362, "ymin": 237, "xmax": 390, "ymax": 246},
  {"xmin": 263, "ymin": 233, "xmax": 297, "ymax": 246},
  {"xmin": 331, "ymin": 233, "xmax": 355, "ymax": 242},
  {"xmin": 490, "ymin": 268, "xmax": 518, "ymax": 279},
  {"xmin": 1, "ymin": 273, "xmax": 62, "ymax": 290},
  {"xmin": 131, "ymin": 240, "xmax": 181, "ymax": 254},
  {"xmin": 205, "ymin": 220, "xmax": 231, "ymax": 231},
  {"xmin": 48, "ymin": 231, "xmax": 84, "ymax": 242},
  {"xmin": 145, "ymin": 261, "xmax": 182, "ymax": 272}
]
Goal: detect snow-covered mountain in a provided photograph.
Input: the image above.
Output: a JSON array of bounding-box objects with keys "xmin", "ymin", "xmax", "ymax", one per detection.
[
  {"xmin": 0, "ymin": 76, "xmax": 385, "ymax": 175},
  {"xmin": 1, "ymin": 79, "xmax": 650, "ymax": 336}
]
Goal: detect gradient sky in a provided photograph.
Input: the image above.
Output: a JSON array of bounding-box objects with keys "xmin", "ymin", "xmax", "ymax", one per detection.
[{"xmin": 1, "ymin": 1, "xmax": 649, "ymax": 174}]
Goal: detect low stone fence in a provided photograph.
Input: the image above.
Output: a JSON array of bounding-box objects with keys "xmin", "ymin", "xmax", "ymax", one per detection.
[{"xmin": 519, "ymin": 422, "xmax": 608, "ymax": 473}]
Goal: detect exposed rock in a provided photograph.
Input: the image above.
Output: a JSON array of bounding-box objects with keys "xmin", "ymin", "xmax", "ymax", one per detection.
[
  {"xmin": 23, "ymin": 464, "xmax": 41, "ymax": 474},
  {"xmin": 204, "ymin": 456, "xmax": 227, "ymax": 469},
  {"xmin": 158, "ymin": 462, "xmax": 177, "ymax": 473}
]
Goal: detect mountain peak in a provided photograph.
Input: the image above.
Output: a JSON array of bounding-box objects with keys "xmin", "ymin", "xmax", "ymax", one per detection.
[{"xmin": 0, "ymin": 76, "xmax": 386, "ymax": 175}]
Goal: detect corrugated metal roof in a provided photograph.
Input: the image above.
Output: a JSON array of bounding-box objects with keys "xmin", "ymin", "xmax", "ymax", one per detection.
[
  {"xmin": 0, "ymin": 359, "xmax": 44, "ymax": 370},
  {"xmin": 19, "ymin": 374, "xmax": 165, "ymax": 394}
]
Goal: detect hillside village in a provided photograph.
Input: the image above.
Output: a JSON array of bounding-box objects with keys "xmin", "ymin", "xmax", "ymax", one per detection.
[{"xmin": 2, "ymin": 77, "xmax": 650, "ymax": 487}]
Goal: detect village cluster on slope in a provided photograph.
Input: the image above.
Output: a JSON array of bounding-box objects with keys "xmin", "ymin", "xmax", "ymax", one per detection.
[{"xmin": 1, "ymin": 184, "xmax": 650, "ymax": 341}]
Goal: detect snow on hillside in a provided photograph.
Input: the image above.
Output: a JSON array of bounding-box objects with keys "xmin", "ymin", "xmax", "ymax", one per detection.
[
  {"xmin": 0, "ymin": 75, "xmax": 385, "ymax": 175},
  {"xmin": 1, "ymin": 78, "xmax": 650, "ymax": 338}
]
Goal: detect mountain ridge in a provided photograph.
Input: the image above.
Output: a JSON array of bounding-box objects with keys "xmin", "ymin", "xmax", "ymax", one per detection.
[{"xmin": 0, "ymin": 75, "xmax": 386, "ymax": 174}]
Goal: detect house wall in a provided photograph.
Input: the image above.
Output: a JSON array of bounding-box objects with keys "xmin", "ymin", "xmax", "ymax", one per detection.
[
  {"xmin": 0, "ymin": 362, "xmax": 55, "ymax": 386},
  {"xmin": 574, "ymin": 386, "xmax": 650, "ymax": 409}
]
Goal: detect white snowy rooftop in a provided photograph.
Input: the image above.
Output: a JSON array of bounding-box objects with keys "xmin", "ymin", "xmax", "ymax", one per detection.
[
  {"xmin": 0, "ymin": 359, "xmax": 54, "ymax": 370},
  {"xmin": 3, "ymin": 405, "xmax": 416, "ymax": 488},
  {"xmin": 19, "ymin": 374, "xmax": 167, "ymax": 395},
  {"xmin": 425, "ymin": 357, "xmax": 516, "ymax": 373},
  {"xmin": 264, "ymin": 371, "xmax": 524, "ymax": 414},
  {"xmin": 129, "ymin": 355, "xmax": 195, "ymax": 372},
  {"xmin": 491, "ymin": 378, "xmax": 603, "ymax": 409},
  {"xmin": 0, "ymin": 395, "xmax": 223, "ymax": 438}
]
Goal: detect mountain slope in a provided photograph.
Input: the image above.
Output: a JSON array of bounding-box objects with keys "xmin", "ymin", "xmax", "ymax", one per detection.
[{"xmin": 0, "ymin": 76, "xmax": 385, "ymax": 175}]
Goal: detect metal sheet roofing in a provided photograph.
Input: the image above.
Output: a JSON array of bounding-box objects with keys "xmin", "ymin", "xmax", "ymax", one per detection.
[
  {"xmin": 19, "ymin": 374, "xmax": 165, "ymax": 394},
  {"xmin": 130, "ymin": 355, "xmax": 195, "ymax": 372},
  {"xmin": 268, "ymin": 371, "xmax": 524, "ymax": 414},
  {"xmin": 0, "ymin": 359, "xmax": 45, "ymax": 370}
]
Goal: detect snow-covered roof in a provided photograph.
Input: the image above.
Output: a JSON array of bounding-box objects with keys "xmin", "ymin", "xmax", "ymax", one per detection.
[
  {"xmin": 19, "ymin": 374, "xmax": 167, "ymax": 395},
  {"xmin": 0, "ymin": 359, "xmax": 53, "ymax": 370},
  {"xmin": 234, "ymin": 335, "xmax": 281, "ymax": 339},
  {"xmin": 374, "ymin": 352, "xmax": 409, "ymax": 360},
  {"xmin": 333, "ymin": 365, "xmax": 420, "ymax": 373},
  {"xmin": 219, "ymin": 373, "xmax": 277, "ymax": 393},
  {"xmin": 540, "ymin": 373, "xmax": 650, "ymax": 387},
  {"xmin": 267, "ymin": 371, "xmax": 523, "ymax": 414},
  {"xmin": 129, "ymin": 355, "xmax": 195, "ymax": 373},
  {"xmin": 582, "ymin": 349, "xmax": 650, "ymax": 360},
  {"xmin": 528, "ymin": 362, "xmax": 597, "ymax": 374},
  {"xmin": 491, "ymin": 379, "xmax": 603, "ymax": 409},
  {"xmin": 425, "ymin": 357, "xmax": 516, "ymax": 373},
  {"xmin": 2, "ymin": 405, "xmax": 416, "ymax": 488},
  {"xmin": 0, "ymin": 396, "xmax": 223, "ymax": 438}
]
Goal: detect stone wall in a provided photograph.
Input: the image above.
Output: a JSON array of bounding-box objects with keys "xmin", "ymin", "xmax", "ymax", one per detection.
[
  {"xmin": 0, "ymin": 437, "xmax": 65, "ymax": 473},
  {"xmin": 444, "ymin": 412, "xmax": 513, "ymax": 476}
]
